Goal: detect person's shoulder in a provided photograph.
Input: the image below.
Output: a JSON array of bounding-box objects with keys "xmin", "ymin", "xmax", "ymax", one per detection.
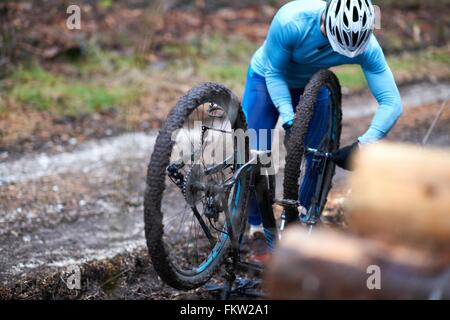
[
  {"xmin": 359, "ymin": 35, "xmax": 387, "ymax": 71},
  {"xmin": 365, "ymin": 35, "xmax": 383, "ymax": 54},
  {"xmin": 275, "ymin": 0, "xmax": 325, "ymax": 26},
  {"xmin": 362, "ymin": 34, "xmax": 383, "ymax": 59}
]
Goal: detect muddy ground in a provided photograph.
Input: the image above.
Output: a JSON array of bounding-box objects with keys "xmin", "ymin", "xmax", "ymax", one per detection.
[{"xmin": 0, "ymin": 81, "xmax": 449, "ymax": 300}]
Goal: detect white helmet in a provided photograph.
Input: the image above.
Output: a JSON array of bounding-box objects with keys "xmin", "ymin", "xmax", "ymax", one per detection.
[{"xmin": 325, "ymin": 0, "xmax": 375, "ymax": 58}]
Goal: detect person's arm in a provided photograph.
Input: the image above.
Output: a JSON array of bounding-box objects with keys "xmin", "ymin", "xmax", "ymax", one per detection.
[
  {"xmin": 359, "ymin": 38, "xmax": 403, "ymax": 144},
  {"xmin": 264, "ymin": 18, "xmax": 300, "ymax": 125}
]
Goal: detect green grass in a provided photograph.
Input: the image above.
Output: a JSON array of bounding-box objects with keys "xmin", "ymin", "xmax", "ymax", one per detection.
[
  {"xmin": 161, "ymin": 34, "xmax": 257, "ymax": 92},
  {"xmin": 333, "ymin": 47, "xmax": 450, "ymax": 91},
  {"xmin": 332, "ymin": 65, "xmax": 368, "ymax": 91},
  {"xmin": 161, "ymin": 34, "xmax": 257, "ymax": 63},
  {"xmin": 198, "ymin": 63, "xmax": 248, "ymax": 92},
  {"xmin": 74, "ymin": 45, "xmax": 146, "ymax": 75},
  {"xmin": 163, "ymin": 33, "xmax": 449, "ymax": 93},
  {"xmin": 3, "ymin": 32, "xmax": 448, "ymax": 118},
  {"xmin": 9, "ymin": 65, "xmax": 140, "ymax": 115},
  {"xmin": 374, "ymin": 0, "xmax": 450, "ymax": 9},
  {"xmin": 1, "ymin": 44, "xmax": 146, "ymax": 117}
]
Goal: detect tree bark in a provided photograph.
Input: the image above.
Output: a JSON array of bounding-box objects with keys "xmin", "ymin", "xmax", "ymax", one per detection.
[
  {"xmin": 265, "ymin": 227, "xmax": 450, "ymax": 300},
  {"xmin": 347, "ymin": 143, "xmax": 450, "ymax": 252}
]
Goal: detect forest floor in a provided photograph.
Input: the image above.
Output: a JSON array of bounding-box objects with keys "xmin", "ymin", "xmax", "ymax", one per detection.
[
  {"xmin": 1, "ymin": 81, "xmax": 448, "ymax": 299},
  {"xmin": 0, "ymin": 1, "xmax": 449, "ymax": 300}
]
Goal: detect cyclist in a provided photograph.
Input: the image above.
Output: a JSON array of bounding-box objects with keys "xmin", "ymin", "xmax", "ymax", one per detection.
[{"xmin": 242, "ymin": 0, "xmax": 402, "ymax": 262}]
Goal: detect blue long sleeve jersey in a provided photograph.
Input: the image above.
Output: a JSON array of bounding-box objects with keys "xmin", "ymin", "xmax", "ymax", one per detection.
[{"xmin": 251, "ymin": 0, "xmax": 402, "ymax": 144}]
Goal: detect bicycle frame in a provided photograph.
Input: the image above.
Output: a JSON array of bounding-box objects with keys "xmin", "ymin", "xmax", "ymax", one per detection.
[
  {"xmin": 220, "ymin": 150, "xmax": 278, "ymax": 252},
  {"xmin": 300, "ymin": 147, "xmax": 333, "ymax": 225},
  {"xmin": 212, "ymin": 146, "xmax": 333, "ymax": 298},
  {"xmin": 164, "ymin": 108, "xmax": 338, "ymax": 296},
  {"xmin": 213, "ymin": 145, "xmax": 333, "ymax": 255}
]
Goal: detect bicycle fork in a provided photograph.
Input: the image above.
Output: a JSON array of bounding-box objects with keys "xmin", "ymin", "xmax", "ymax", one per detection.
[
  {"xmin": 252, "ymin": 171, "xmax": 278, "ymax": 250},
  {"xmin": 277, "ymin": 147, "xmax": 333, "ymax": 235}
]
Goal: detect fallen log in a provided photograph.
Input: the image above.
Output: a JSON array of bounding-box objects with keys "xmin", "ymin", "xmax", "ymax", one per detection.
[
  {"xmin": 347, "ymin": 143, "xmax": 450, "ymax": 252},
  {"xmin": 265, "ymin": 227, "xmax": 450, "ymax": 300}
]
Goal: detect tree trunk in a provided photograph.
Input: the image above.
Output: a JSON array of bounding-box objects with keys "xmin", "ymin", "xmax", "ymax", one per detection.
[
  {"xmin": 265, "ymin": 227, "xmax": 450, "ymax": 300},
  {"xmin": 348, "ymin": 143, "xmax": 450, "ymax": 252}
]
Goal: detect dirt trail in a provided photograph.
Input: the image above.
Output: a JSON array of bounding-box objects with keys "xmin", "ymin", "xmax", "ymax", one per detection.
[
  {"xmin": 343, "ymin": 81, "xmax": 450, "ymax": 119},
  {"xmin": 0, "ymin": 134, "xmax": 155, "ymax": 276},
  {"xmin": 0, "ymin": 81, "xmax": 449, "ymax": 298}
]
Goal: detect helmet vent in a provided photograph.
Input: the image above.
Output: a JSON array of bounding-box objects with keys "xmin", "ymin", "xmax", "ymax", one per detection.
[
  {"xmin": 343, "ymin": 31, "xmax": 350, "ymax": 46},
  {"xmin": 336, "ymin": 0, "xmax": 341, "ymax": 16},
  {"xmin": 352, "ymin": 32, "xmax": 358, "ymax": 46},
  {"xmin": 326, "ymin": 0, "xmax": 375, "ymax": 57},
  {"xmin": 336, "ymin": 28, "xmax": 342, "ymax": 44},
  {"xmin": 353, "ymin": 7, "xmax": 359, "ymax": 22},
  {"xmin": 359, "ymin": 30, "xmax": 368, "ymax": 46}
]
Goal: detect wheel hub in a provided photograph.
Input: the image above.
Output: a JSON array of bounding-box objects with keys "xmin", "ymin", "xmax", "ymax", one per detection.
[
  {"xmin": 183, "ymin": 164, "xmax": 205, "ymax": 207},
  {"xmin": 183, "ymin": 164, "xmax": 225, "ymax": 221}
]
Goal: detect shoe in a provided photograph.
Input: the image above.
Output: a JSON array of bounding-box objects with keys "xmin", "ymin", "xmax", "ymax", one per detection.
[{"xmin": 247, "ymin": 231, "xmax": 271, "ymax": 264}]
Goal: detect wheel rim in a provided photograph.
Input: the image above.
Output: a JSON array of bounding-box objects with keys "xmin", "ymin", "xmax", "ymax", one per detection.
[{"xmin": 300, "ymin": 84, "xmax": 341, "ymax": 221}]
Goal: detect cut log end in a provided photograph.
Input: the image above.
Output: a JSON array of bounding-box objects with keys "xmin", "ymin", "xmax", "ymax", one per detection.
[
  {"xmin": 348, "ymin": 143, "xmax": 450, "ymax": 251},
  {"xmin": 265, "ymin": 227, "xmax": 450, "ymax": 300}
]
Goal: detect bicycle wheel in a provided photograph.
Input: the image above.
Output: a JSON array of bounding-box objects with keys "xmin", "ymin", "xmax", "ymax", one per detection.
[
  {"xmin": 283, "ymin": 70, "xmax": 342, "ymax": 223},
  {"xmin": 144, "ymin": 82, "xmax": 250, "ymax": 290}
]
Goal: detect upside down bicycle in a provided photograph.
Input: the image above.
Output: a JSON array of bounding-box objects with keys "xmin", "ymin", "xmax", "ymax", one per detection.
[{"xmin": 143, "ymin": 70, "xmax": 342, "ymax": 295}]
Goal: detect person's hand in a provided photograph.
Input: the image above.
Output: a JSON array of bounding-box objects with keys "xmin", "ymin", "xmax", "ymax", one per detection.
[
  {"xmin": 331, "ymin": 141, "xmax": 360, "ymax": 171},
  {"xmin": 282, "ymin": 120, "xmax": 294, "ymax": 148}
]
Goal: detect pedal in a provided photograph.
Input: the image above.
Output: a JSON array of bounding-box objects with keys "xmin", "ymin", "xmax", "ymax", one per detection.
[{"xmin": 275, "ymin": 198, "xmax": 299, "ymax": 208}]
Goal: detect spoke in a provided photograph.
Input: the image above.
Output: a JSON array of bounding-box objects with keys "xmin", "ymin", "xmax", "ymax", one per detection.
[
  {"xmin": 191, "ymin": 205, "xmax": 215, "ymax": 247},
  {"xmin": 184, "ymin": 117, "xmax": 195, "ymax": 153},
  {"xmin": 188, "ymin": 211, "xmax": 195, "ymax": 262},
  {"xmin": 196, "ymin": 104, "xmax": 200, "ymax": 124},
  {"xmin": 164, "ymin": 205, "xmax": 190, "ymax": 226},
  {"xmin": 202, "ymin": 103, "xmax": 205, "ymax": 124},
  {"xmin": 204, "ymin": 126, "xmax": 233, "ymax": 135},
  {"xmin": 159, "ymin": 101, "xmax": 240, "ymax": 272},
  {"xmin": 175, "ymin": 203, "xmax": 190, "ymax": 238},
  {"xmin": 194, "ymin": 211, "xmax": 199, "ymax": 265}
]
